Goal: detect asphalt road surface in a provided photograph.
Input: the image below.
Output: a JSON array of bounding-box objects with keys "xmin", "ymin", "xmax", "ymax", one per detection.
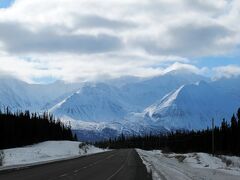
[{"xmin": 0, "ymin": 149, "xmax": 152, "ymax": 180}]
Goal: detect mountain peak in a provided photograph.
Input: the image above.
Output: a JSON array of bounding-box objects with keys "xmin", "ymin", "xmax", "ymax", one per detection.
[
  {"xmin": 165, "ymin": 69, "xmax": 196, "ymax": 75},
  {"xmin": 143, "ymin": 78, "xmax": 240, "ymax": 130}
]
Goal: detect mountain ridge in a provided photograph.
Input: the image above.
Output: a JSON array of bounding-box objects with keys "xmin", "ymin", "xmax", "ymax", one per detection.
[{"xmin": 0, "ymin": 70, "xmax": 239, "ymax": 141}]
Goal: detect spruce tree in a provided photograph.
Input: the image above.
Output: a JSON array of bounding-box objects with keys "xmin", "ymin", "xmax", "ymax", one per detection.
[
  {"xmin": 237, "ymin": 108, "xmax": 240, "ymax": 121},
  {"xmin": 237, "ymin": 108, "xmax": 240, "ymax": 152},
  {"xmin": 0, "ymin": 109, "xmax": 75, "ymax": 149},
  {"xmin": 231, "ymin": 114, "xmax": 238, "ymax": 130}
]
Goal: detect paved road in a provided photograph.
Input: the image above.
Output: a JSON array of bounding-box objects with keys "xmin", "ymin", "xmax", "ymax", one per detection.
[{"xmin": 0, "ymin": 149, "xmax": 152, "ymax": 180}]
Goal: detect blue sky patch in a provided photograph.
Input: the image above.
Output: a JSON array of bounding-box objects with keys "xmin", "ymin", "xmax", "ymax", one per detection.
[
  {"xmin": 0, "ymin": 0, "xmax": 14, "ymax": 8},
  {"xmin": 196, "ymin": 55, "xmax": 240, "ymax": 68}
]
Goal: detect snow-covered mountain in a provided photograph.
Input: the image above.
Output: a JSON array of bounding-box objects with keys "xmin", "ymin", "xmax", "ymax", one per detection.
[
  {"xmin": 0, "ymin": 75, "xmax": 82, "ymax": 111},
  {"xmin": 143, "ymin": 79, "xmax": 240, "ymax": 130},
  {"xmin": 50, "ymin": 70, "xmax": 206, "ymax": 121},
  {"xmin": 0, "ymin": 71, "xmax": 239, "ymax": 141},
  {"xmin": 50, "ymin": 83, "xmax": 129, "ymax": 122},
  {"xmin": 48, "ymin": 70, "xmax": 210, "ymax": 140},
  {"xmin": 0, "ymin": 76, "xmax": 34, "ymax": 110},
  {"xmin": 120, "ymin": 70, "xmax": 208, "ymax": 111}
]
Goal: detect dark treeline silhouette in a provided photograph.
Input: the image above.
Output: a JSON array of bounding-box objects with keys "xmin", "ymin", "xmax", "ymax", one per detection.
[
  {"xmin": 0, "ymin": 108, "xmax": 76, "ymax": 149},
  {"xmin": 96, "ymin": 108, "xmax": 240, "ymax": 156}
]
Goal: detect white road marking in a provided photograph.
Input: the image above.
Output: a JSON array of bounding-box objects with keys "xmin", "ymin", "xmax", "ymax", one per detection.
[
  {"xmin": 73, "ymin": 152, "xmax": 117, "ymax": 174},
  {"xmin": 57, "ymin": 151, "xmax": 118, "ymax": 178},
  {"xmin": 106, "ymin": 163, "xmax": 125, "ymax": 180},
  {"xmin": 106, "ymin": 150, "xmax": 132, "ymax": 180},
  {"xmin": 59, "ymin": 173, "xmax": 68, "ymax": 178}
]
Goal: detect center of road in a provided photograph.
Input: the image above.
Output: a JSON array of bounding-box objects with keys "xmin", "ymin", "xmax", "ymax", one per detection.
[
  {"xmin": 106, "ymin": 149, "xmax": 132, "ymax": 180},
  {"xmin": 0, "ymin": 149, "xmax": 152, "ymax": 180},
  {"xmin": 57, "ymin": 152, "xmax": 118, "ymax": 179}
]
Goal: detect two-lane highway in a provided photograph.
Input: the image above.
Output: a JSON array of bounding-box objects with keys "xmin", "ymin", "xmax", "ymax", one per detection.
[{"xmin": 0, "ymin": 149, "xmax": 152, "ymax": 180}]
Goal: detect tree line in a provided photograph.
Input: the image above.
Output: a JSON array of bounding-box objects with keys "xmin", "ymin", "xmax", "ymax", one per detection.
[
  {"xmin": 95, "ymin": 108, "xmax": 240, "ymax": 156},
  {"xmin": 0, "ymin": 108, "xmax": 77, "ymax": 150}
]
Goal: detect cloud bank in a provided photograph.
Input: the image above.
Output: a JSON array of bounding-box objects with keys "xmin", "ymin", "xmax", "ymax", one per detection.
[{"xmin": 0, "ymin": 0, "xmax": 239, "ymax": 83}]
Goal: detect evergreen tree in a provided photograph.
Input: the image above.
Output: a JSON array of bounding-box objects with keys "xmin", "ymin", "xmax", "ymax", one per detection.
[
  {"xmin": 237, "ymin": 108, "xmax": 240, "ymax": 122},
  {"xmin": 231, "ymin": 114, "xmax": 238, "ymax": 129},
  {"xmin": 74, "ymin": 134, "xmax": 78, "ymax": 141},
  {"xmin": 0, "ymin": 109, "xmax": 75, "ymax": 150},
  {"xmin": 237, "ymin": 108, "xmax": 240, "ymax": 153}
]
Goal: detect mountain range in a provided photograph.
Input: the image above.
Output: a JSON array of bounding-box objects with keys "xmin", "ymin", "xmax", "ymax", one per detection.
[{"xmin": 0, "ymin": 70, "xmax": 239, "ymax": 141}]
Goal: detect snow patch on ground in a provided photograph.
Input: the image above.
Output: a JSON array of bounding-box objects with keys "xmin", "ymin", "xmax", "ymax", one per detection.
[
  {"xmin": 137, "ymin": 149, "xmax": 240, "ymax": 180},
  {"xmin": 0, "ymin": 141, "xmax": 107, "ymax": 168}
]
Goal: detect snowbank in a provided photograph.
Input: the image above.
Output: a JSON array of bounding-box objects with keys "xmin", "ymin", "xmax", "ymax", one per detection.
[
  {"xmin": 137, "ymin": 149, "xmax": 240, "ymax": 180},
  {"xmin": 0, "ymin": 141, "xmax": 107, "ymax": 168}
]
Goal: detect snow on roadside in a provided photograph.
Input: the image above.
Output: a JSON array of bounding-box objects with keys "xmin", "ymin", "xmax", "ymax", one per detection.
[
  {"xmin": 137, "ymin": 149, "xmax": 240, "ymax": 180},
  {"xmin": 1, "ymin": 141, "xmax": 107, "ymax": 168}
]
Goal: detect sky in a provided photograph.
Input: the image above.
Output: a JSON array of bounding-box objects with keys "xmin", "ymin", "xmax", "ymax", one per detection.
[
  {"xmin": 0, "ymin": 0, "xmax": 240, "ymax": 83},
  {"xmin": 0, "ymin": 0, "xmax": 14, "ymax": 8}
]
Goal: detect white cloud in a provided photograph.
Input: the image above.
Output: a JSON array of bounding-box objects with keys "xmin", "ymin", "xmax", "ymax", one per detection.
[
  {"xmin": 213, "ymin": 65, "xmax": 240, "ymax": 78},
  {"xmin": 0, "ymin": 22, "xmax": 123, "ymax": 54},
  {"xmin": 0, "ymin": 52, "xmax": 187, "ymax": 83},
  {"xmin": 163, "ymin": 62, "xmax": 208, "ymax": 75},
  {"xmin": 0, "ymin": 0, "xmax": 239, "ymax": 82}
]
